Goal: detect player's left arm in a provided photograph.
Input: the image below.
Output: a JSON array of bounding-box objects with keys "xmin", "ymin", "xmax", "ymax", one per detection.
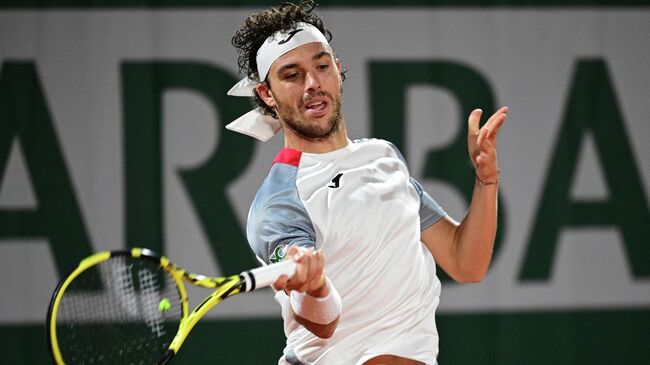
[{"xmin": 422, "ymin": 106, "xmax": 508, "ymax": 283}]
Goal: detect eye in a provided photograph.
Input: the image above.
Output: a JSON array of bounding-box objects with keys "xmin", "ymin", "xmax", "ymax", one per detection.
[
  {"xmin": 283, "ymin": 72, "xmax": 299, "ymax": 81},
  {"xmin": 317, "ymin": 64, "xmax": 330, "ymax": 71}
]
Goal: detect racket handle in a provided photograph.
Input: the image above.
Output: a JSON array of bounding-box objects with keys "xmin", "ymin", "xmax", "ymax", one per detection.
[
  {"xmin": 158, "ymin": 349, "xmax": 175, "ymax": 365},
  {"xmin": 240, "ymin": 260, "xmax": 297, "ymax": 292}
]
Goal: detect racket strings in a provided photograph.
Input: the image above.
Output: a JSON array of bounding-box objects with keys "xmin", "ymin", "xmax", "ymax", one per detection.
[{"xmin": 55, "ymin": 257, "xmax": 183, "ymax": 364}]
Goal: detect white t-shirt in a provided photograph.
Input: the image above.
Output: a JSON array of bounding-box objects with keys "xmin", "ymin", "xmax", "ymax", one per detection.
[{"xmin": 247, "ymin": 139, "xmax": 446, "ymax": 365}]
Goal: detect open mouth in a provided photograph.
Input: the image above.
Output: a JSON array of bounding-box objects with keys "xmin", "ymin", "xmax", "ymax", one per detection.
[
  {"xmin": 302, "ymin": 94, "xmax": 332, "ymax": 117},
  {"xmin": 305, "ymin": 100, "xmax": 327, "ymax": 111}
]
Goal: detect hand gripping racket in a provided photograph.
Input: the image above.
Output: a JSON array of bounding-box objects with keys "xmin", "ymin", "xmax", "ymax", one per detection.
[{"xmin": 46, "ymin": 247, "xmax": 296, "ymax": 364}]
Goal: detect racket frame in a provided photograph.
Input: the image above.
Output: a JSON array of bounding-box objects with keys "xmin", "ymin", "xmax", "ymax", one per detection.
[
  {"xmin": 46, "ymin": 250, "xmax": 114, "ymax": 364},
  {"xmin": 47, "ymin": 248, "xmax": 192, "ymax": 365},
  {"xmin": 47, "ymin": 247, "xmax": 295, "ymax": 364}
]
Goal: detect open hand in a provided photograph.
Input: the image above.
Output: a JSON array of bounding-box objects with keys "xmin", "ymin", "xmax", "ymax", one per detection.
[{"xmin": 467, "ymin": 106, "xmax": 508, "ymax": 183}]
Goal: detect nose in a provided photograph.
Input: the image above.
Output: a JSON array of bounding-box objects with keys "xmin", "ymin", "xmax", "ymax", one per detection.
[{"xmin": 305, "ymin": 72, "xmax": 320, "ymax": 92}]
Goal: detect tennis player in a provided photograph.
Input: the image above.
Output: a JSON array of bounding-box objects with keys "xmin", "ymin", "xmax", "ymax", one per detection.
[{"xmin": 226, "ymin": 1, "xmax": 507, "ymax": 364}]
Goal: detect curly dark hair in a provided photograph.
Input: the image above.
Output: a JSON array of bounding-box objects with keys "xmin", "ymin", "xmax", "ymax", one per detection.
[{"xmin": 231, "ymin": 0, "xmax": 344, "ymax": 118}]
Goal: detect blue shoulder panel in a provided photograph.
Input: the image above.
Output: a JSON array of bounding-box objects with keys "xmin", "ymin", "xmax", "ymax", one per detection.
[
  {"xmin": 247, "ymin": 162, "xmax": 317, "ymax": 264},
  {"xmin": 410, "ymin": 177, "xmax": 447, "ymax": 231}
]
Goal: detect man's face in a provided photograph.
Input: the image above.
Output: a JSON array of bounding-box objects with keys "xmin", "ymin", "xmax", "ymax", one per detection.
[{"xmin": 258, "ymin": 42, "xmax": 343, "ymax": 141}]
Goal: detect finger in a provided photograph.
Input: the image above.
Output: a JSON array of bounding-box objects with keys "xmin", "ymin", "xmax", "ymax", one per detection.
[
  {"xmin": 301, "ymin": 249, "xmax": 318, "ymax": 292},
  {"xmin": 481, "ymin": 137, "xmax": 495, "ymax": 155},
  {"xmin": 484, "ymin": 111, "xmax": 507, "ymax": 140},
  {"xmin": 289, "ymin": 249, "xmax": 309, "ymax": 290},
  {"xmin": 483, "ymin": 106, "xmax": 508, "ymax": 131},
  {"xmin": 486, "ymin": 106, "xmax": 508, "ymax": 122},
  {"xmin": 309, "ymin": 250, "xmax": 325, "ymax": 290},
  {"xmin": 467, "ymin": 109, "xmax": 483, "ymax": 137},
  {"xmin": 284, "ymin": 245, "xmax": 299, "ymax": 263},
  {"xmin": 476, "ymin": 125, "xmax": 490, "ymax": 147},
  {"xmin": 288, "ymin": 246, "xmax": 305, "ymax": 262},
  {"xmin": 488, "ymin": 111, "xmax": 507, "ymax": 138},
  {"xmin": 272, "ymin": 275, "xmax": 289, "ymax": 291},
  {"xmin": 304, "ymin": 249, "xmax": 317, "ymax": 287},
  {"xmin": 474, "ymin": 139, "xmax": 495, "ymax": 167},
  {"xmin": 300, "ymin": 248, "xmax": 323, "ymax": 292}
]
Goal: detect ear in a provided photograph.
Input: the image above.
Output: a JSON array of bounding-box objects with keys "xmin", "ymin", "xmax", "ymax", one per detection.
[
  {"xmin": 335, "ymin": 58, "xmax": 344, "ymax": 83},
  {"xmin": 255, "ymin": 82, "xmax": 276, "ymax": 108}
]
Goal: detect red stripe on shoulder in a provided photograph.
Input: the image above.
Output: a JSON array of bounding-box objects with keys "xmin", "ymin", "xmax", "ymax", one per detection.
[{"xmin": 273, "ymin": 148, "xmax": 302, "ymax": 167}]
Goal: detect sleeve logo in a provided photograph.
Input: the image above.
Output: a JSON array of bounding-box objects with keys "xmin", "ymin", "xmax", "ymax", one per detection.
[{"xmin": 269, "ymin": 244, "xmax": 288, "ymax": 263}]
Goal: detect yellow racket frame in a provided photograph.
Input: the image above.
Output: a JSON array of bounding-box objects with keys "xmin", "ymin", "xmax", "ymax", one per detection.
[{"xmin": 47, "ymin": 248, "xmax": 244, "ymax": 365}]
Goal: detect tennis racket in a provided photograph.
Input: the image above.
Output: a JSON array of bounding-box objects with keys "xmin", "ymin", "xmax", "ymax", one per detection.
[{"xmin": 46, "ymin": 247, "xmax": 296, "ymax": 365}]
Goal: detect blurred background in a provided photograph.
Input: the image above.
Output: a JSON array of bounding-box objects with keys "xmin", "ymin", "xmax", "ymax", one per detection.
[{"xmin": 1, "ymin": 0, "xmax": 649, "ymax": 363}]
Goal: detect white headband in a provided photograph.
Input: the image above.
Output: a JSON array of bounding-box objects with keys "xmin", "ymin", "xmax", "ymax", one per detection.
[{"xmin": 226, "ymin": 22, "xmax": 330, "ymax": 141}]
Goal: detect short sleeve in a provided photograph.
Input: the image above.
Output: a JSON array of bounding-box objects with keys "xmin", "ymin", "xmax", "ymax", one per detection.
[
  {"xmin": 247, "ymin": 162, "xmax": 316, "ymax": 265},
  {"xmin": 383, "ymin": 140, "xmax": 447, "ymax": 231},
  {"xmin": 410, "ymin": 177, "xmax": 447, "ymax": 231}
]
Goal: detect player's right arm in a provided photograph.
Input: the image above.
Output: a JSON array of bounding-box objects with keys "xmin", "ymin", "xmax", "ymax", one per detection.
[
  {"xmin": 273, "ymin": 246, "xmax": 341, "ymax": 339},
  {"xmin": 247, "ymin": 160, "xmax": 341, "ymax": 338}
]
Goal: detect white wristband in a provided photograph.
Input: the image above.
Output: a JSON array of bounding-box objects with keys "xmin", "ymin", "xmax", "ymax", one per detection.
[{"xmin": 289, "ymin": 277, "xmax": 342, "ymax": 325}]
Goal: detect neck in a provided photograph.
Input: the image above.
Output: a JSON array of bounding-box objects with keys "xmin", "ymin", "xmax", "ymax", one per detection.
[{"xmin": 283, "ymin": 119, "xmax": 349, "ymax": 153}]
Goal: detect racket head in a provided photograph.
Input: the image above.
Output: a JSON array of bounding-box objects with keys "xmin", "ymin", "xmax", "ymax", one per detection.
[{"xmin": 47, "ymin": 248, "xmax": 187, "ymax": 365}]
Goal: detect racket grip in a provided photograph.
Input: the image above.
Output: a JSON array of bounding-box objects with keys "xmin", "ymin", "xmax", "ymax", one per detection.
[
  {"xmin": 240, "ymin": 260, "xmax": 298, "ymax": 292},
  {"xmin": 158, "ymin": 349, "xmax": 175, "ymax": 365}
]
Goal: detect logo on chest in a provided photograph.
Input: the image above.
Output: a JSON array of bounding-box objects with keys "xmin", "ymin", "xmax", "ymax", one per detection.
[{"xmin": 328, "ymin": 173, "xmax": 343, "ymax": 189}]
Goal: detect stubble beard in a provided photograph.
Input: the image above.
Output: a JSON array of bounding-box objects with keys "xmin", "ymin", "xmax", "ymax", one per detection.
[{"xmin": 275, "ymin": 89, "xmax": 343, "ymax": 141}]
